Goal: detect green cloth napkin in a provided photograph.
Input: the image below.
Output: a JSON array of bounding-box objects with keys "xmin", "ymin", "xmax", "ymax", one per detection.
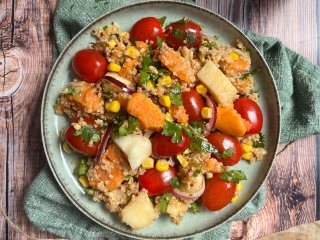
[{"xmin": 24, "ymin": 0, "xmax": 320, "ymax": 240}]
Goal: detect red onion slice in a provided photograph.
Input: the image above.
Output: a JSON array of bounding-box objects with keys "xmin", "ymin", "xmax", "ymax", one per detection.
[
  {"xmin": 203, "ymin": 94, "xmax": 217, "ymax": 136},
  {"xmin": 172, "ymin": 176, "xmax": 205, "ymax": 201},
  {"xmin": 104, "ymin": 76, "xmax": 134, "ymax": 94},
  {"xmin": 96, "ymin": 124, "xmax": 113, "ymax": 164}
]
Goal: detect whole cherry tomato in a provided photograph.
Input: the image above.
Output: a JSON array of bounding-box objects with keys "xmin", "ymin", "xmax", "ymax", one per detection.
[
  {"xmin": 207, "ymin": 133, "xmax": 243, "ymax": 166},
  {"xmin": 182, "ymin": 88, "xmax": 205, "ymax": 121},
  {"xmin": 72, "ymin": 49, "xmax": 108, "ymax": 83},
  {"xmin": 234, "ymin": 98, "xmax": 263, "ymax": 134},
  {"xmin": 65, "ymin": 117, "xmax": 101, "ymax": 156},
  {"xmin": 152, "ymin": 131, "xmax": 190, "ymax": 157},
  {"xmin": 139, "ymin": 167, "xmax": 178, "ymax": 196},
  {"xmin": 130, "ymin": 17, "xmax": 166, "ymax": 48},
  {"xmin": 165, "ymin": 18, "xmax": 202, "ymax": 48},
  {"xmin": 202, "ymin": 173, "xmax": 236, "ymax": 211}
]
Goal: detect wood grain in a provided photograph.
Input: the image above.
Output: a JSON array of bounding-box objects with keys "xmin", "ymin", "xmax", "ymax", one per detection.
[
  {"xmin": 0, "ymin": 0, "xmax": 317, "ymax": 239},
  {"xmin": 0, "ymin": 0, "xmax": 57, "ymax": 239}
]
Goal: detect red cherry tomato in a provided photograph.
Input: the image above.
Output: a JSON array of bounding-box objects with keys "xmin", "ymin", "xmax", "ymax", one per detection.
[
  {"xmin": 207, "ymin": 133, "xmax": 243, "ymax": 166},
  {"xmin": 130, "ymin": 17, "xmax": 165, "ymax": 48},
  {"xmin": 152, "ymin": 131, "xmax": 191, "ymax": 158},
  {"xmin": 165, "ymin": 19, "xmax": 202, "ymax": 48},
  {"xmin": 65, "ymin": 117, "xmax": 101, "ymax": 156},
  {"xmin": 234, "ymin": 98, "xmax": 263, "ymax": 134},
  {"xmin": 139, "ymin": 167, "xmax": 178, "ymax": 196},
  {"xmin": 72, "ymin": 49, "xmax": 108, "ymax": 83},
  {"xmin": 182, "ymin": 88, "xmax": 205, "ymax": 121},
  {"xmin": 202, "ymin": 173, "xmax": 236, "ymax": 211}
]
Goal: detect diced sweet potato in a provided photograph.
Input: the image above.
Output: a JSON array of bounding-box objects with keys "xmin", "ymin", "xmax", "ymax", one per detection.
[
  {"xmin": 66, "ymin": 81, "xmax": 104, "ymax": 115},
  {"xmin": 225, "ymin": 58, "xmax": 250, "ymax": 74},
  {"xmin": 214, "ymin": 104, "xmax": 251, "ymax": 137},
  {"xmin": 127, "ymin": 93, "xmax": 165, "ymax": 131},
  {"xmin": 87, "ymin": 160, "xmax": 124, "ymax": 192},
  {"xmin": 204, "ymin": 158, "xmax": 223, "ymax": 173},
  {"xmin": 119, "ymin": 58, "xmax": 138, "ymax": 80},
  {"xmin": 106, "ymin": 141, "xmax": 130, "ymax": 172},
  {"xmin": 135, "ymin": 41, "xmax": 149, "ymax": 51},
  {"xmin": 170, "ymin": 105, "xmax": 189, "ymax": 125},
  {"xmin": 159, "ymin": 46, "xmax": 195, "ymax": 83}
]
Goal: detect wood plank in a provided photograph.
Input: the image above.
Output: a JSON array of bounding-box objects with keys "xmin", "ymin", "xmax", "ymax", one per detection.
[
  {"xmin": 197, "ymin": 0, "xmax": 317, "ymax": 239},
  {"xmin": 0, "ymin": 0, "xmax": 58, "ymax": 239}
]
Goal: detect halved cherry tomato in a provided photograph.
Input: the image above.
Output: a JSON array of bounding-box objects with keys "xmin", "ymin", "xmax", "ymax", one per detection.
[
  {"xmin": 152, "ymin": 131, "xmax": 190, "ymax": 158},
  {"xmin": 234, "ymin": 98, "xmax": 263, "ymax": 134},
  {"xmin": 72, "ymin": 49, "xmax": 108, "ymax": 83},
  {"xmin": 139, "ymin": 167, "xmax": 178, "ymax": 196},
  {"xmin": 202, "ymin": 173, "xmax": 236, "ymax": 211},
  {"xmin": 165, "ymin": 18, "xmax": 202, "ymax": 48},
  {"xmin": 207, "ymin": 133, "xmax": 243, "ymax": 166},
  {"xmin": 182, "ymin": 88, "xmax": 205, "ymax": 121},
  {"xmin": 65, "ymin": 117, "xmax": 101, "ymax": 156},
  {"xmin": 130, "ymin": 17, "xmax": 165, "ymax": 49}
]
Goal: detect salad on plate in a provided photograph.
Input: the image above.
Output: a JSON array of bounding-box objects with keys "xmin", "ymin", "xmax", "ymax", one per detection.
[{"xmin": 55, "ymin": 16, "xmax": 266, "ymax": 230}]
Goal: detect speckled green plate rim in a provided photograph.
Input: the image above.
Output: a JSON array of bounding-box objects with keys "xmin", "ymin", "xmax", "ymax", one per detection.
[{"xmin": 41, "ymin": 1, "xmax": 280, "ymax": 239}]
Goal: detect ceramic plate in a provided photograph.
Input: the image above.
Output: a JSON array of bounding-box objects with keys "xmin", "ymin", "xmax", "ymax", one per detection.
[{"xmin": 41, "ymin": 1, "xmax": 280, "ymax": 239}]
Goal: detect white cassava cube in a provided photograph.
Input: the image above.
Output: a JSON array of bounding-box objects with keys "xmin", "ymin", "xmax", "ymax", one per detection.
[
  {"xmin": 120, "ymin": 189, "xmax": 158, "ymax": 230},
  {"xmin": 197, "ymin": 61, "xmax": 238, "ymax": 104}
]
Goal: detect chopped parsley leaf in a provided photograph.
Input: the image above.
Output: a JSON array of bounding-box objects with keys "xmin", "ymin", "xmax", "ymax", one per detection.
[
  {"xmin": 219, "ymin": 170, "xmax": 247, "ymax": 183},
  {"xmin": 169, "ymin": 84, "xmax": 182, "ymax": 106},
  {"xmin": 157, "ymin": 193, "xmax": 172, "ymax": 213},
  {"xmin": 218, "ymin": 148, "xmax": 235, "ymax": 158},
  {"xmin": 252, "ymin": 133, "xmax": 265, "ymax": 148},
  {"xmin": 113, "ymin": 116, "xmax": 138, "ymax": 138},
  {"xmin": 73, "ymin": 125, "xmax": 100, "ymax": 143},
  {"xmin": 75, "ymin": 159, "xmax": 89, "ymax": 176},
  {"xmin": 240, "ymin": 68, "xmax": 261, "ymax": 80},
  {"xmin": 169, "ymin": 176, "xmax": 181, "ymax": 189},
  {"xmin": 189, "ymin": 201, "xmax": 201, "ymax": 213},
  {"xmin": 66, "ymin": 86, "xmax": 80, "ymax": 97},
  {"xmin": 201, "ymin": 40, "xmax": 216, "ymax": 49},
  {"xmin": 156, "ymin": 36, "xmax": 164, "ymax": 49},
  {"xmin": 162, "ymin": 120, "xmax": 183, "ymax": 143}
]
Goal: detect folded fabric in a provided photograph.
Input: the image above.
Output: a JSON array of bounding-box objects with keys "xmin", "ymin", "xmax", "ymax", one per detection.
[{"xmin": 24, "ymin": 0, "xmax": 320, "ymax": 240}]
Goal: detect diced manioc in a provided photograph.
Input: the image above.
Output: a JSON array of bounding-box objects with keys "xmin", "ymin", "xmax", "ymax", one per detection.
[
  {"xmin": 197, "ymin": 61, "xmax": 238, "ymax": 105},
  {"xmin": 120, "ymin": 189, "xmax": 158, "ymax": 230},
  {"xmin": 127, "ymin": 92, "xmax": 165, "ymax": 131}
]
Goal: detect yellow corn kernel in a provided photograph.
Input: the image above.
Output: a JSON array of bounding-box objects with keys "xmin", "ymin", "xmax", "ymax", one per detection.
[
  {"xmin": 196, "ymin": 84, "xmax": 208, "ymax": 95},
  {"xmin": 242, "ymin": 152, "xmax": 253, "ymax": 161},
  {"xmin": 142, "ymin": 157, "xmax": 154, "ymax": 169},
  {"xmin": 229, "ymin": 52, "xmax": 239, "ymax": 60},
  {"xmin": 159, "ymin": 95, "xmax": 171, "ymax": 108},
  {"xmin": 86, "ymin": 189, "xmax": 94, "ymax": 195},
  {"xmin": 156, "ymin": 159, "xmax": 169, "ymax": 172},
  {"xmin": 231, "ymin": 195, "xmax": 239, "ymax": 203},
  {"xmin": 62, "ymin": 141, "xmax": 73, "ymax": 153},
  {"xmin": 105, "ymin": 100, "xmax": 121, "ymax": 113},
  {"xmin": 107, "ymin": 63, "xmax": 121, "ymax": 72},
  {"xmin": 147, "ymin": 80, "xmax": 154, "ymax": 88},
  {"xmin": 125, "ymin": 46, "xmax": 140, "ymax": 58},
  {"xmin": 158, "ymin": 75, "xmax": 172, "ymax": 85},
  {"xmin": 107, "ymin": 39, "xmax": 116, "ymax": 49},
  {"xmin": 236, "ymin": 181, "xmax": 243, "ymax": 191},
  {"xmin": 79, "ymin": 176, "xmax": 89, "ymax": 188},
  {"xmin": 241, "ymin": 143, "xmax": 252, "ymax": 153},
  {"xmin": 176, "ymin": 154, "xmax": 189, "ymax": 167},
  {"xmin": 165, "ymin": 112, "xmax": 174, "ymax": 122},
  {"xmin": 201, "ymin": 107, "xmax": 212, "ymax": 119},
  {"xmin": 120, "ymin": 32, "xmax": 129, "ymax": 38}
]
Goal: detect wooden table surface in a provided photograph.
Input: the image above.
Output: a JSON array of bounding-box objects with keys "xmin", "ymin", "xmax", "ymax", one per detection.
[{"xmin": 0, "ymin": 0, "xmax": 319, "ymax": 239}]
